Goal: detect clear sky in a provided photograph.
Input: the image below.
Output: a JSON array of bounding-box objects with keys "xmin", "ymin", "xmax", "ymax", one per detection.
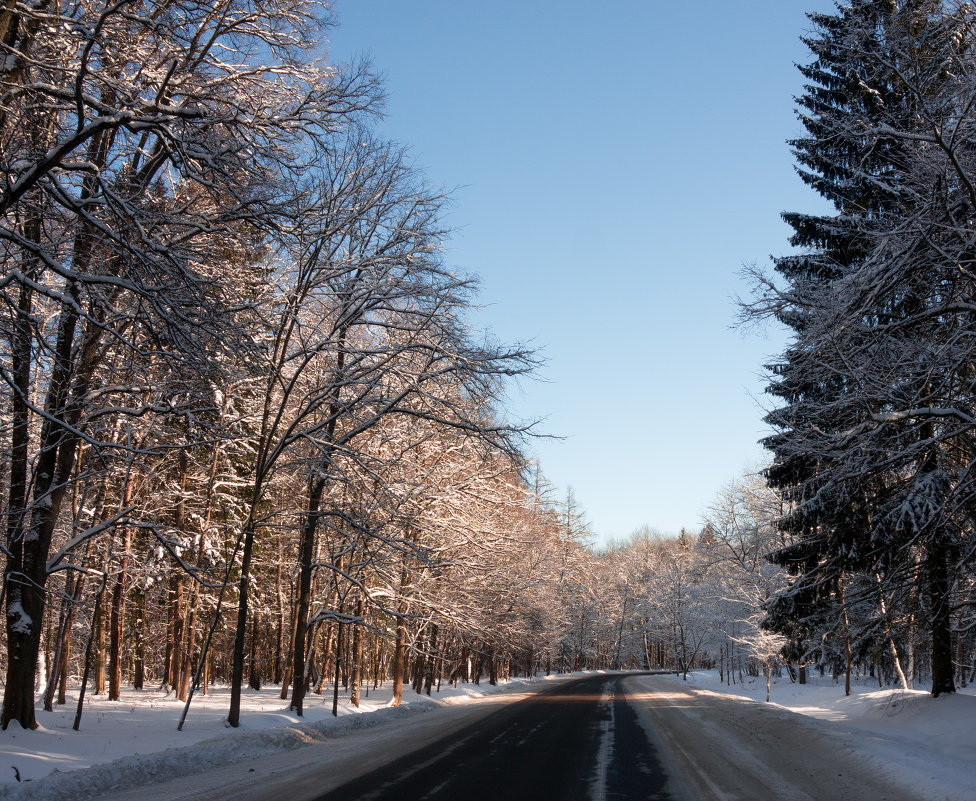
[{"xmin": 327, "ymin": 1, "xmax": 835, "ymax": 543}]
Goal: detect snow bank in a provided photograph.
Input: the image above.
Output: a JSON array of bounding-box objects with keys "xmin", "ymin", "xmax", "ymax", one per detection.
[{"xmin": 680, "ymin": 670, "xmax": 976, "ymax": 801}]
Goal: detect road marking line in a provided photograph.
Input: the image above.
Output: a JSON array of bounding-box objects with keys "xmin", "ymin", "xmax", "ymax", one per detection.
[{"xmin": 591, "ymin": 683, "xmax": 615, "ymax": 801}]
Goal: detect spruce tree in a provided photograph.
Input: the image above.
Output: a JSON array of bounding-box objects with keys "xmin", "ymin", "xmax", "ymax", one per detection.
[
  {"xmin": 759, "ymin": 0, "xmax": 971, "ymax": 696},
  {"xmin": 763, "ymin": 0, "xmax": 910, "ymax": 641}
]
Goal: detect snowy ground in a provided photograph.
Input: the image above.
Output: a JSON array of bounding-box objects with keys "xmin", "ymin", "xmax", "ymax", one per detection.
[
  {"xmin": 679, "ymin": 669, "xmax": 976, "ymax": 801},
  {"xmin": 0, "ymin": 675, "xmax": 564, "ymax": 800},
  {"xmin": 2, "ymin": 670, "xmax": 974, "ymax": 800}
]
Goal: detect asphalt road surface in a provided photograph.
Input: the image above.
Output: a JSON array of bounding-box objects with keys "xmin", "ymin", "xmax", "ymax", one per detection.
[
  {"xmin": 312, "ymin": 673, "xmax": 906, "ymax": 801},
  {"xmin": 314, "ymin": 673, "xmax": 670, "ymax": 801}
]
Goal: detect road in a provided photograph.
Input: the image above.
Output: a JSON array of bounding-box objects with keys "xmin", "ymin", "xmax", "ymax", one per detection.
[
  {"xmin": 97, "ymin": 673, "xmax": 911, "ymax": 801},
  {"xmin": 311, "ymin": 673, "xmax": 905, "ymax": 801},
  {"xmin": 314, "ymin": 674, "xmax": 670, "ymax": 801}
]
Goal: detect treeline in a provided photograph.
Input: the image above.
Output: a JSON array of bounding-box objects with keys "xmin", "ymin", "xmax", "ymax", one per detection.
[
  {"xmin": 1, "ymin": 0, "xmax": 723, "ymax": 735},
  {"xmin": 0, "ymin": 0, "xmax": 604, "ymax": 731},
  {"xmin": 0, "ymin": 0, "xmax": 738, "ymax": 735},
  {"xmin": 590, "ymin": 476, "xmax": 976, "ymax": 702}
]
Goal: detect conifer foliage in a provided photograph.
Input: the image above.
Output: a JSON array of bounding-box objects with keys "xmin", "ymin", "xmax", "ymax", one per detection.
[{"xmin": 752, "ymin": 0, "xmax": 976, "ymax": 696}]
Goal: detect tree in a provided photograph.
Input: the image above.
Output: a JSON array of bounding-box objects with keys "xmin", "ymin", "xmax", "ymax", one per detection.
[
  {"xmin": 0, "ymin": 0, "xmax": 376, "ymax": 729},
  {"xmin": 2, "ymin": 0, "xmax": 626, "ymax": 734},
  {"xmin": 631, "ymin": 532, "xmax": 711, "ymax": 680},
  {"xmin": 703, "ymin": 476, "xmax": 788, "ymax": 701},
  {"xmin": 750, "ymin": 0, "xmax": 976, "ymax": 697}
]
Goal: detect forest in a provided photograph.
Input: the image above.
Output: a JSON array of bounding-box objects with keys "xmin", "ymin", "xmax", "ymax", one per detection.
[{"xmin": 2, "ymin": 0, "xmax": 976, "ymax": 736}]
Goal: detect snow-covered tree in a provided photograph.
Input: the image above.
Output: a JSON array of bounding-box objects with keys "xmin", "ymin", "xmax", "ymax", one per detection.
[
  {"xmin": 0, "ymin": 0, "xmax": 373, "ymax": 729},
  {"xmin": 750, "ymin": 0, "xmax": 976, "ymax": 697},
  {"xmin": 702, "ymin": 476, "xmax": 789, "ymax": 701}
]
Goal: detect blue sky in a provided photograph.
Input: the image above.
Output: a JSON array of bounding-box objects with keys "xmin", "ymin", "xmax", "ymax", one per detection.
[{"xmin": 328, "ymin": 1, "xmax": 834, "ymax": 543}]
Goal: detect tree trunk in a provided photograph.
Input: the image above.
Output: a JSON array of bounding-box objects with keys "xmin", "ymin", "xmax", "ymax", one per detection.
[
  {"xmin": 2, "ymin": 216, "xmax": 41, "ymax": 729},
  {"xmin": 957, "ymin": 635, "xmax": 967, "ymax": 689},
  {"xmin": 906, "ymin": 613, "xmax": 916, "ymax": 688},
  {"xmin": 412, "ymin": 630, "xmax": 426, "ymax": 694},
  {"xmin": 74, "ymin": 564, "xmax": 108, "ymax": 731},
  {"xmin": 331, "ymin": 620, "xmax": 344, "ymax": 717},
  {"xmin": 249, "ymin": 611, "xmax": 262, "ymax": 691},
  {"xmin": 350, "ymin": 596, "xmax": 364, "ymax": 708},
  {"xmin": 290, "ymin": 475, "xmax": 324, "ymax": 717},
  {"xmin": 839, "ymin": 573, "xmax": 852, "ymax": 697},
  {"xmin": 3, "ymin": 130, "xmax": 111, "ymax": 729},
  {"xmin": 424, "ymin": 624, "xmax": 438, "ymax": 696},
  {"xmin": 875, "ymin": 573, "xmax": 909, "ymax": 690},
  {"xmin": 167, "ymin": 572, "xmax": 186, "ymax": 692},
  {"xmin": 203, "ymin": 646, "xmax": 211, "ymax": 694},
  {"xmin": 44, "ymin": 569, "xmax": 78, "ymax": 711},
  {"xmin": 281, "ymin": 594, "xmax": 299, "ymax": 701},
  {"xmin": 315, "ymin": 623, "xmax": 335, "ymax": 695},
  {"xmin": 373, "ymin": 638, "xmax": 383, "ymax": 690},
  {"xmin": 927, "ymin": 536, "xmax": 956, "ymax": 697},
  {"xmin": 228, "ymin": 521, "xmax": 258, "ymax": 727},
  {"xmin": 131, "ymin": 583, "xmax": 146, "ymax": 690},
  {"xmin": 94, "ymin": 587, "xmax": 107, "ymax": 695},
  {"xmin": 391, "ymin": 544, "xmax": 411, "ymax": 706},
  {"xmin": 275, "ymin": 539, "xmax": 285, "ymax": 685},
  {"xmin": 167, "ymin": 468, "xmax": 189, "ymax": 693},
  {"xmin": 392, "ymin": 606, "xmax": 407, "ymax": 706},
  {"xmin": 108, "ymin": 518, "xmax": 134, "ymax": 701},
  {"xmin": 304, "ymin": 622, "xmax": 321, "ymax": 693}
]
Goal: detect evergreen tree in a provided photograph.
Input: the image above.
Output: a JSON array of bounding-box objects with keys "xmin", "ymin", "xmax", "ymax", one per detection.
[
  {"xmin": 762, "ymin": 0, "xmax": 910, "ymax": 647},
  {"xmin": 756, "ymin": 0, "xmax": 974, "ymax": 696}
]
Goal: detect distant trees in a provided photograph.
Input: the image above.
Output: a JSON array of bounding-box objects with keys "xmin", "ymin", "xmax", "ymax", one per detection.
[
  {"xmin": 702, "ymin": 479, "xmax": 788, "ymax": 700},
  {"xmin": 747, "ymin": 0, "xmax": 976, "ymax": 697}
]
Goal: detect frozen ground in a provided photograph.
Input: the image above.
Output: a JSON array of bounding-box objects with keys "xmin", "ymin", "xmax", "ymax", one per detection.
[
  {"xmin": 1, "ymin": 670, "xmax": 973, "ymax": 800},
  {"xmin": 679, "ymin": 669, "xmax": 976, "ymax": 801}
]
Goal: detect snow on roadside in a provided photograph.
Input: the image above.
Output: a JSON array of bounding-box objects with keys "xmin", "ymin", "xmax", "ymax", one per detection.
[
  {"xmin": 679, "ymin": 669, "xmax": 976, "ymax": 801},
  {"xmin": 0, "ymin": 674, "xmax": 565, "ymax": 801}
]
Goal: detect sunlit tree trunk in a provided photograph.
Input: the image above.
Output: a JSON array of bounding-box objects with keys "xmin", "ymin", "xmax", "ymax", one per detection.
[{"xmin": 350, "ymin": 594, "xmax": 364, "ymax": 707}]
